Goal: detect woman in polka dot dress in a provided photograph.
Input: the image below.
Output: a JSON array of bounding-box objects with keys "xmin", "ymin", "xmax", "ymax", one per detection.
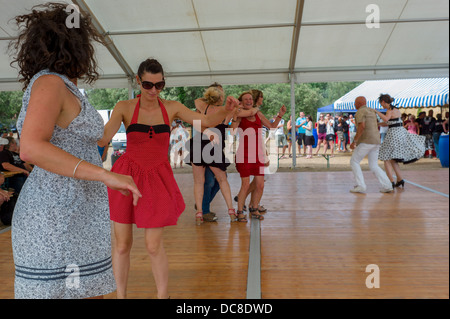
[{"xmin": 375, "ymin": 94, "xmax": 425, "ymax": 189}]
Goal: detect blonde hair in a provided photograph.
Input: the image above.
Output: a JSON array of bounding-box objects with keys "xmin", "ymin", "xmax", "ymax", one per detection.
[{"xmin": 202, "ymin": 86, "xmax": 224, "ymax": 105}]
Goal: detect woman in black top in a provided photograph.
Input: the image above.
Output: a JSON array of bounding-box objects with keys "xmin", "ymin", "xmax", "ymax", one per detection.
[{"xmin": 314, "ymin": 114, "xmax": 327, "ymax": 156}]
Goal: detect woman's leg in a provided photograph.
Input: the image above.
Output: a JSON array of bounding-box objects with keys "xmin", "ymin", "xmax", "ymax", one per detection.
[
  {"xmin": 112, "ymin": 222, "xmax": 133, "ymax": 299},
  {"xmin": 249, "ymin": 176, "xmax": 265, "ymax": 219},
  {"xmin": 209, "ymin": 167, "xmax": 233, "ymax": 210},
  {"xmin": 145, "ymin": 227, "xmax": 169, "ymax": 299},
  {"xmin": 391, "ymin": 160, "xmax": 403, "ymax": 183},
  {"xmin": 237, "ymin": 177, "xmax": 250, "ymax": 220},
  {"xmin": 315, "ymin": 140, "xmax": 321, "ymax": 155},
  {"xmin": 192, "ymin": 164, "xmax": 206, "ymax": 213},
  {"xmin": 383, "ymin": 160, "xmax": 395, "ymax": 183}
]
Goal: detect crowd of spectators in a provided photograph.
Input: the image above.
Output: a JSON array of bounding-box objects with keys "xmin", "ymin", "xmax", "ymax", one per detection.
[{"xmin": 0, "ymin": 132, "xmax": 33, "ymax": 226}]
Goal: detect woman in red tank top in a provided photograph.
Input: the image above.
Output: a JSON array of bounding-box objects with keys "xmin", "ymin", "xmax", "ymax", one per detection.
[
  {"xmin": 231, "ymin": 91, "xmax": 286, "ymax": 221},
  {"xmin": 98, "ymin": 59, "xmax": 238, "ymax": 299}
]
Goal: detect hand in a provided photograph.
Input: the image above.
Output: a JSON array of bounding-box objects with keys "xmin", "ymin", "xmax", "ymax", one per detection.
[
  {"xmin": 279, "ymin": 105, "xmax": 287, "ymax": 116},
  {"xmin": 103, "ymin": 171, "xmax": 142, "ymax": 206},
  {"xmin": 225, "ymin": 96, "xmax": 240, "ymax": 113},
  {"xmin": 350, "ymin": 142, "xmax": 356, "ymax": 150},
  {"xmin": 0, "ymin": 189, "xmax": 12, "ymax": 202}
]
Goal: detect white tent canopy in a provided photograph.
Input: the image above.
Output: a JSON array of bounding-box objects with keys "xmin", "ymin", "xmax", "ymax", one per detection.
[
  {"xmin": 0, "ymin": 0, "xmax": 449, "ymax": 91},
  {"xmin": 334, "ymin": 78, "xmax": 449, "ymax": 110}
]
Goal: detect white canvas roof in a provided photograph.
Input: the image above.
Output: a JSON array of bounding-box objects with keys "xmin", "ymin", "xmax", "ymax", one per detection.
[{"xmin": 0, "ymin": 0, "xmax": 449, "ymax": 91}]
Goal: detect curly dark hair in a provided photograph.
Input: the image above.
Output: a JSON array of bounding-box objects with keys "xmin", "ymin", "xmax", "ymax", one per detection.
[{"xmin": 8, "ymin": 2, "xmax": 105, "ymax": 90}]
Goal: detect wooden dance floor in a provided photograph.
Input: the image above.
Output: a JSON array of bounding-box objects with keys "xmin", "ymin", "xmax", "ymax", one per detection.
[{"xmin": 0, "ymin": 169, "xmax": 448, "ymax": 299}]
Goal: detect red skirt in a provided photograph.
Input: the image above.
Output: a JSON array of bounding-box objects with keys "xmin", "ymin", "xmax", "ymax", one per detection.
[{"xmin": 108, "ymin": 154, "xmax": 185, "ymax": 228}]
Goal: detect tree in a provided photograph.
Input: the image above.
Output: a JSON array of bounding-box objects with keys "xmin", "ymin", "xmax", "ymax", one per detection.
[
  {"xmin": 0, "ymin": 91, "xmax": 23, "ymax": 128},
  {"xmin": 85, "ymin": 88, "xmax": 130, "ymax": 110}
]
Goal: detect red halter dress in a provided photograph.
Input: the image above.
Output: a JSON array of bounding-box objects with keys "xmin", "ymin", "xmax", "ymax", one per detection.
[
  {"xmin": 108, "ymin": 97, "xmax": 185, "ymax": 228},
  {"xmin": 235, "ymin": 114, "xmax": 266, "ymax": 178}
]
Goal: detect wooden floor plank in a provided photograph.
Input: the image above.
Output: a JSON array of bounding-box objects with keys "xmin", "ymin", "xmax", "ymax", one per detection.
[{"xmin": 0, "ymin": 169, "xmax": 448, "ymax": 299}]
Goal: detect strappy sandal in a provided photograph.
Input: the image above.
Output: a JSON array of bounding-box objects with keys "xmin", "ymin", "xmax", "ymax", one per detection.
[
  {"xmin": 257, "ymin": 205, "xmax": 268, "ymax": 214},
  {"xmin": 195, "ymin": 212, "xmax": 203, "ymax": 226},
  {"xmin": 233, "ymin": 196, "xmax": 247, "ymax": 211},
  {"xmin": 236, "ymin": 210, "xmax": 248, "ymax": 223},
  {"xmin": 228, "ymin": 208, "xmax": 238, "ymax": 222},
  {"xmin": 249, "ymin": 207, "xmax": 265, "ymax": 221}
]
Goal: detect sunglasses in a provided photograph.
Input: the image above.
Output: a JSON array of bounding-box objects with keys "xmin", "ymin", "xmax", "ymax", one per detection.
[{"xmin": 139, "ymin": 78, "xmax": 166, "ymax": 91}]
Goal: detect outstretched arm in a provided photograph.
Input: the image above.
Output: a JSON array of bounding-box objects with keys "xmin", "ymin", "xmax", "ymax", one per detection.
[
  {"xmin": 258, "ymin": 105, "xmax": 287, "ymax": 129},
  {"xmin": 173, "ymin": 96, "xmax": 239, "ymax": 128}
]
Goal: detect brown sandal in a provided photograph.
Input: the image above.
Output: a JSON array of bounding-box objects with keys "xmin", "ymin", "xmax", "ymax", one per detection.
[
  {"xmin": 249, "ymin": 207, "xmax": 265, "ymax": 220},
  {"xmin": 236, "ymin": 210, "xmax": 248, "ymax": 223}
]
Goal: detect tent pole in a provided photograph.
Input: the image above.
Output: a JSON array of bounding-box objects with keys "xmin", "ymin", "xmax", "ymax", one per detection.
[
  {"xmin": 128, "ymin": 78, "xmax": 135, "ymax": 100},
  {"xmin": 290, "ymin": 73, "xmax": 297, "ymax": 168}
]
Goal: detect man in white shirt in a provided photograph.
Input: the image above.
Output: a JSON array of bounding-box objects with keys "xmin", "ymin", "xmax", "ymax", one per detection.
[{"xmin": 275, "ymin": 118, "xmax": 287, "ymax": 159}]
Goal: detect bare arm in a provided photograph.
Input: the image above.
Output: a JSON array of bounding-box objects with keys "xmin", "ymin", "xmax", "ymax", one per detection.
[
  {"xmin": 98, "ymin": 101, "xmax": 127, "ymax": 147},
  {"xmin": 257, "ymin": 105, "xmax": 287, "ymax": 129},
  {"xmin": 1, "ymin": 163, "xmax": 30, "ymax": 176},
  {"xmin": 194, "ymin": 98, "xmax": 208, "ymax": 114},
  {"xmin": 172, "ymin": 96, "xmax": 238, "ymax": 127},
  {"xmin": 20, "ymin": 76, "xmax": 141, "ymax": 205},
  {"xmin": 350, "ymin": 122, "xmax": 366, "ymax": 149},
  {"xmin": 236, "ymin": 107, "xmax": 260, "ymax": 118},
  {"xmin": 375, "ymin": 109, "xmax": 393, "ymax": 123}
]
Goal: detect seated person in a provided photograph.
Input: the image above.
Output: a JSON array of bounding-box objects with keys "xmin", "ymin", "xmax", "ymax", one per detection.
[
  {"xmin": 0, "ymin": 137, "xmax": 32, "ymax": 193},
  {"xmin": 0, "ymin": 173, "xmax": 16, "ymax": 226}
]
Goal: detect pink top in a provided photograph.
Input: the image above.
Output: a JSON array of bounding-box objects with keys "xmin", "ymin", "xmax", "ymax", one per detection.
[{"xmin": 407, "ymin": 122, "xmax": 418, "ymax": 134}]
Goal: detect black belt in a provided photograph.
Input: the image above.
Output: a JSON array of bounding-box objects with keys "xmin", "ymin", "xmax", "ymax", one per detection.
[{"xmin": 389, "ymin": 123, "xmax": 403, "ymax": 128}]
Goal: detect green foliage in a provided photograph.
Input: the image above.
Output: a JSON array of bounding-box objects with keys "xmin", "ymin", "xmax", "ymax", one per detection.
[
  {"xmin": 0, "ymin": 81, "xmax": 363, "ymax": 126},
  {"xmin": 0, "ymin": 91, "xmax": 23, "ymax": 127},
  {"xmin": 84, "ymin": 88, "xmax": 131, "ymax": 110}
]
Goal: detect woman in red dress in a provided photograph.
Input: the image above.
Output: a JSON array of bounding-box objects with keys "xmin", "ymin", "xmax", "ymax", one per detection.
[
  {"xmin": 231, "ymin": 92, "xmax": 286, "ymax": 221},
  {"xmin": 98, "ymin": 59, "xmax": 237, "ymax": 299}
]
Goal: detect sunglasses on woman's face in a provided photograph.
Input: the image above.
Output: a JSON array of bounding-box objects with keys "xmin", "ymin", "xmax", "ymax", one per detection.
[{"xmin": 139, "ymin": 78, "xmax": 166, "ymax": 90}]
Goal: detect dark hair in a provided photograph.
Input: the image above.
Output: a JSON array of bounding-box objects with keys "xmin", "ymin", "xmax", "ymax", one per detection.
[
  {"xmin": 8, "ymin": 2, "xmax": 104, "ymax": 90},
  {"xmin": 138, "ymin": 59, "xmax": 164, "ymax": 78},
  {"xmin": 209, "ymin": 82, "xmax": 223, "ymax": 89},
  {"xmin": 379, "ymin": 94, "xmax": 396, "ymax": 109},
  {"xmin": 4, "ymin": 136, "xmax": 17, "ymax": 150}
]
